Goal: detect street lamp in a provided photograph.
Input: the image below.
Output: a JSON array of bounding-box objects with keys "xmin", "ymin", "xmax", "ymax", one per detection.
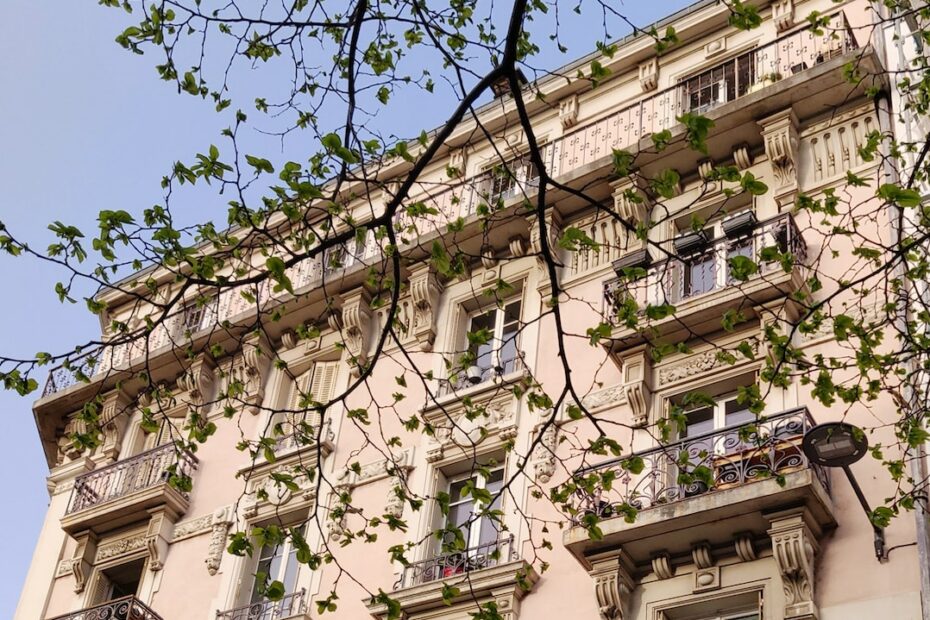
[{"xmin": 801, "ymin": 421, "xmax": 887, "ymax": 561}]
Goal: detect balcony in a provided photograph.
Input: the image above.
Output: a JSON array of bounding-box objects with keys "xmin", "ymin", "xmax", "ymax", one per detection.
[
  {"xmin": 61, "ymin": 443, "xmax": 197, "ymax": 535},
  {"xmin": 393, "ymin": 536, "xmax": 517, "ymax": 590},
  {"xmin": 216, "ymin": 589, "xmax": 309, "ymax": 620},
  {"xmin": 563, "ymin": 407, "xmax": 835, "ymax": 567},
  {"xmin": 37, "ymin": 16, "xmax": 864, "ymax": 403},
  {"xmin": 602, "ymin": 212, "xmax": 807, "ymax": 347},
  {"xmin": 48, "ymin": 596, "xmax": 163, "ymax": 620},
  {"xmin": 368, "ymin": 536, "xmax": 537, "ymax": 618}
]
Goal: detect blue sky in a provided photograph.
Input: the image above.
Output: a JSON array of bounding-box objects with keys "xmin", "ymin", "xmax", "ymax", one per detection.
[{"xmin": 0, "ymin": 1, "xmax": 695, "ymax": 615}]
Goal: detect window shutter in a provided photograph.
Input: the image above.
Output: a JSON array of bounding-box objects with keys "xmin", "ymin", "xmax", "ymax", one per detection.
[{"xmin": 309, "ymin": 360, "xmax": 340, "ymax": 404}]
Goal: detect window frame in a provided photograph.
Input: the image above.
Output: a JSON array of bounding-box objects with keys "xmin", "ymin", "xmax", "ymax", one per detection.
[
  {"xmin": 461, "ymin": 299, "xmax": 523, "ymax": 386},
  {"xmin": 443, "ymin": 465, "xmax": 506, "ymax": 552},
  {"xmin": 246, "ymin": 523, "xmax": 309, "ymax": 608}
]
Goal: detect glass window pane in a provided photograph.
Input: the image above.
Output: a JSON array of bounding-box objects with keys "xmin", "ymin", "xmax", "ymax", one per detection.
[
  {"xmin": 682, "ymin": 406, "xmax": 715, "ymax": 438},
  {"xmin": 724, "ymin": 399, "xmax": 754, "ymax": 426},
  {"xmin": 449, "ymin": 478, "xmax": 470, "ymax": 503}
]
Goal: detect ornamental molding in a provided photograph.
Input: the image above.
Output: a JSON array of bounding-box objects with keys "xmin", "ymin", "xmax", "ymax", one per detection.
[
  {"xmin": 657, "ymin": 339, "xmax": 759, "ymax": 386},
  {"xmin": 340, "ymin": 289, "xmax": 373, "ymax": 376},
  {"xmin": 580, "ymin": 384, "xmax": 628, "ymax": 413},
  {"xmin": 175, "ymin": 353, "xmax": 216, "ymax": 409},
  {"xmin": 206, "ymin": 505, "xmax": 235, "ymax": 575},
  {"xmin": 638, "ymin": 58, "xmax": 659, "ymax": 91},
  {"xmin": 590, "ymin": 552, "xmax": 635, "ymax": 620},
  {"xmin": 96, "ymin": 530, "xmax": 147, "ymax": 563},
  {"xmin": 768, "ymin": 512, "xmax": 820, "ymax": 620},
  {"xmin": 242, "ymin": 465, "xmax": 319, "ymax": 521},
  {"xmin": 559, "ymin": 94, "xmax": 580, "ymax": 129},
  {"xmin": 759, "ymin": 109, "xmax": 800, "ymax": 205},
  {"xmin": 335, "ymin": 448, "xmax": 415, "ymax": 490},
  {"xmin": 425, "ymin": 394, "xmax": 518, "ymax": 463},
  {"xmin": 409, "ymin": 265, "xmax": 444, "ymax": 352},
  {"xmin": 531, "ymin": 424, "xmax": 558, "ymax": 483},
  {"xmin": 772, "ymin": 0, "xmax": 795, "ymax": 32},
  {"xmin": 171, "ymin": 512, "xmax": 215, "ymax": 542},
  {"xmin": 56, "ymin": 560, "xmax": 74, "ymax": 578}
]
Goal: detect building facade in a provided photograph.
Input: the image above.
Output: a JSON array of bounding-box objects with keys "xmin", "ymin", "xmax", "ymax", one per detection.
[{"xmin": 15, "ymin": 1, "xmax": 929, "ymax": 619}]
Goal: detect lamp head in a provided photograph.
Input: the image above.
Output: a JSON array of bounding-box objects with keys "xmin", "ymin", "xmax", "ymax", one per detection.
[{"xmin": 801, "ymin": 421, "xmax": 868, "ymax": 467}]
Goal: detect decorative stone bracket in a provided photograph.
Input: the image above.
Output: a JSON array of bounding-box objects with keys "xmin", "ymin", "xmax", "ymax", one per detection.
[
  {"xmin": 639, "ymin": 58, "xmax": 659, "ymax": 92},
  {"xmin": 409, "ymin": 265, "xmax": 444, "ymax": 352},
  {"xmin": 99, "ymin": 389, "xmax": 132, "ymax": 462},
  {"xmin": 176, "ymin": 353, "xmax": 216, "ymax": 409},
  {"xmin": 531, "ymin": 423, "xmax": 558, "ymax": 483},
  {"xmin": 759, "ymin": 109, "xmax": 800, "ymax": 208},
  {"xmin": 70, "ymin": 531, "xmax": 98, "ymax": 593},
  {"xmin": 610, "ymin": 178, "xmax": 649, "ymax": 249},
  {"xmin": 618, "ymin": 346, "xmax": 652, "ymax": 428},
  {"xmin": 772, "ymin": 0, "xmax": 795, "ymax": 33},
  {"xmin": 238, "ymin": 331, "xmax": 273, "ymax": 415},
  {"xmin": 560, "ymin": 94, "xmax": 580, "ymax": 129},
  {"xmin": 206, "ymin": 505, "xmax": 235, "ymax": 575},
  {"xmin": 340, "ymin": 289, "xmax": 373, "ymax": 376},
  {"xmin": 768, "ymin": 511, "xmax": 820, "ymax": 620},
  {"xmin": 590, "ymin": 552, "xmax": 635, "ymax": 620},
  {"xmin": 528, "ymin": 210, "xmax": 563, "ymax": 263},
  {"xmin": 145, "ymin": 507, "xmax": 177, "ymax": 572}
]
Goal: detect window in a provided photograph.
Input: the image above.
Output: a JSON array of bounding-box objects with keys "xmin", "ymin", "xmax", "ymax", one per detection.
[
  {"xmin": 483, "ymin": 156, "xmax": 539, "ymax": 203},
  {"xmin": 273, "ymin": 360, "xmax": 339, "ymax": 451},
  {"xmin": 445, "ymin": 467, "xmax": 505, "ymax": 550},
  {"xmin": 671, "ymin": 209, "xmax": 758, "ymax": 300},
  {"xmin": 248, "ymin": 525, "xmax": 307, "ymax": 613},
  {"xmin": 681, "ymin": 51, "xmax": 756, "ymax": 114},
  {"xmin": 462, "ymin": 300, "xmax": 521, "ymax": 386},
  {"xmin": 91, "ymin": 558, "xmax": 145, "ymax": 604},
  {"xmin": 660, "ymin": 591, "xmax": 762, "ymax": 620}
]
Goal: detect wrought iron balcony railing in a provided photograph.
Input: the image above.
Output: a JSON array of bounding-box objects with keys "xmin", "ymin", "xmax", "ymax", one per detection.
[
  {"xmin": 571, "ymin": 407, "xmax": 829, "ymax": 521},
  {"xmin": 393, "ymin": 536, "xmax": 517, "ymax": 590},
  {"xmin": 40, "ymin": 15, "xmax": 856, "ymax": 398},
  {"xmin": 216, "ymin": 589, "xmax": 307, "ymax": 620},
  {"xmin": 603, "ymin": 212, "xmax": 806, "ymax": 318},
  {"xmin": 67, "ymin": 443, "xmax": 198, "ymax": 515},
  {"xmin": 47, "ymin": 595, "xmax": 163, "ymax": 620}
]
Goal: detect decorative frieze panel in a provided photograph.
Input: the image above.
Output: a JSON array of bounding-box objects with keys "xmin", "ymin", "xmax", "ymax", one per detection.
[
  {"xmin": 657, "ymin": 339, "xmax": 759, "ymax": 387},
  {"xmin": 424, "ymin": 394, "xmax": 518, "ymax": 463},
  {"xmin": 335, "ymin": 448, "xmax": 415, "ymax": 490},
  {"xmin": 96, "ymin": 528, "xmax": 147, "ymax": 563},
  {"xmin": 800, "ymin": 107, "xmax": 878, "ymax": 190},
  {"xmin": 171, "ymin": 512, "xmax": 215, "ymax": 542},
  {"xmin": 243, "ymin": 464, "xmax": 322, "ymax": 521}
]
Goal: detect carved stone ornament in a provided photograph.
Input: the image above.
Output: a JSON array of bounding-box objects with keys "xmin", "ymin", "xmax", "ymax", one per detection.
[
  {"xmin": 610, "ymin": 178, "xmax": 648, "ymax": 238},
  {"xmin": 99, "ymin": 389, "xmax": 132, "ymax": 462},
  {"xmin": 733, "ymin": 143, "xmax": 753, "ymax": 170},
  {"xmin": 509, "ymin": 235, "xmax": 528, "ymax": 258},
  {"xmin": 145, "ymin": 508, "xmax": 176, "ymax": 572},
  {"xmin": 528, "ymin": 210, "xmax": 563, "ymax": 261},
  {"xmin": 619, "ymin": 347, "xmax": 652, "ymax": 428},
  {"xmin": 768, "ymin": 513, "xmax": 819, "ymax": 620},
  {"xmin": 691, "ymin": 541, "xmax": 714, "ymax": 569},
  {"xmin": 340, "ymin": 289, "xmax": 373, "ymax": 375},
  {"xmin": 579, "ymin": 384, "xmax": 627, "ymax": 413},
  {"xmin": 385, "ymin": 476, "xmax": 406, "ymax": 518},
  {"xmin": 590, "ymin": 553, "xmax": 635, "ymax": 620},
  {"xmin": 206, "ymin": 505, "xmax": 235, "ymax": 575},
  {"xmin": 448, "ymin": 147, "xmax": 468, "ymax": 178},
  {"xmin": 96, "ymin": 530, "xmax": 147, "ymax": 563},
  {"xmin": 223, "ymin": 331, "xmax": 272, "ymax": 416},
  {"xmin": 651, "ymin": 553, "xmax": 673, "ymax": 580},
  {"xmin": 171, "ymin": 513, "xmax": 214, "ymax": 542},
  {"xmin": 658, "ymin": 339, "xmax": 759, "ymax": 386},
  {"xmin": 409, "ymin": 265, "xmax": 444, "ymax": 352},
  {"xmin": 638, "ymin": 58, "xmax": 659, "ymax": 92},
  {"xmin": 532, "ymin": 424, "xmax": 558, "ymax": 483},
  {"xmin": 243, "ymin": 465, "xmax": 320, "ymax": 519},
  {"xmin": 705, "ymin": 37, "xmax": 727, "ymax": 58},
  {"xmin": 176, "ymin": 353, "xmax": 216, "ymax": 408},
  {"xmin": 70, "ymin": 531, "xmax": 98, "ymax": 593},
  {"xmin": 559, "ymin": 94, "xmax": 580, "ymax": 129},
  {"xmin": 280, "ymin": 329, "xmax": 298, "ymax": 350},
  {"xmin": 772, "ymin": 0, "xmax": 795, "ymax": 33},
  {"xmin": 735, "ymin": 532, "xmax": 758, "ymax": 562},
  {"xmin": 759, "ymin": 109, "xmax": 800, "ymax": 205}
]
